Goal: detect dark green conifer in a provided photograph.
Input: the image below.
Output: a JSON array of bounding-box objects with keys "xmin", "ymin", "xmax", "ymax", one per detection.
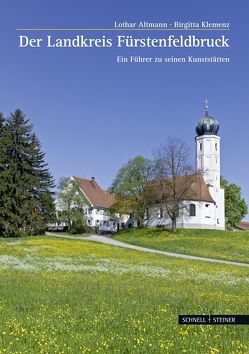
[
  {"xmin": 0, "ymin": 109, "xmax": 55, "ymax": 237},
  {"xmin": 0, "ymin": 113, "xmax": 6, "ymax": 234}
]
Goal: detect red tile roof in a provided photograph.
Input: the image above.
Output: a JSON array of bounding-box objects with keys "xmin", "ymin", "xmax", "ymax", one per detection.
[
  {"xmin": 73, "ymin": 176, "xmax": 115, "ymax": 209},
  {"xmin": 185, "ymin": 173, "xmax": 215, "ymax": 203},
  {"xmin": 151, "ymin": 173, "xmax": 215, "ymax": 204},
  {"xmin": 235, "ymin": 221, "xmax": 249, "ymax": 231}
]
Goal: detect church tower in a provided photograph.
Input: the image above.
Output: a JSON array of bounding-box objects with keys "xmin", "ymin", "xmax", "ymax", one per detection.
[
  {"xmin": 195, "ymin": 100, "xmax": 220, "ymax": 188},
  {"xmin": 195, "ymin": 100, "xmax": 225, "ymax": 230}
]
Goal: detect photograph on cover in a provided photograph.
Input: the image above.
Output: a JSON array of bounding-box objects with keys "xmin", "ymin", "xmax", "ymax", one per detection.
[{"xmin": 0, "ymin": 0, "xmax": 248, "ymax": 353}]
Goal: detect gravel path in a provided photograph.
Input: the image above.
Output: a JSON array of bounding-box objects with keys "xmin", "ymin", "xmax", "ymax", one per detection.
[{"xmin": 46, "ymin": 233, "xmax": 249, "ymax": 268}]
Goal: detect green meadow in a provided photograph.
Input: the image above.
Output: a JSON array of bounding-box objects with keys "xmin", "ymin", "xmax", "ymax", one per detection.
[
  {"xmin": 0, "ymin": 236, "xmax": 248, "ymax": 353},
  {"xmin": 114, "ymin": 228, "xmax": 249, "ymax": 263}
]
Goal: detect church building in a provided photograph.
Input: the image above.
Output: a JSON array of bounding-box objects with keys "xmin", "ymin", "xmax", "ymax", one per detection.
[{"xmin": 146, "ymin": 102, "xmax": 225, "ymax": 230}]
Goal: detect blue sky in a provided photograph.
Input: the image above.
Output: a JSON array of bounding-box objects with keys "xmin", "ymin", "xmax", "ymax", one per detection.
[{"xmin": 0, "ymin": 0, "xmax": 249, "ymax": 219}]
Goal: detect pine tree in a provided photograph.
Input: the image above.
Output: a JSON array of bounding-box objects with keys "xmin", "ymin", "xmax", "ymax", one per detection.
[
  {"xmin": 0, "ymin": 109, "xmax": 55, "ymax": 237},
  {"xmin": 0, "ymin": 113, "xmax": 6, "ymax": 234}
]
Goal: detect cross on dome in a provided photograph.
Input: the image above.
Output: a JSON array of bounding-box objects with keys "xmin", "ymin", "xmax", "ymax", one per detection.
[{"xmin": 205, "ymin": 99, "xmax": 208, "ymax": 115}]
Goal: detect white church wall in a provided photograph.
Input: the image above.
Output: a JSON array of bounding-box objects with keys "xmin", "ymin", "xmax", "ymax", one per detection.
[
  {"xmin": 196, "ymin": 135, "xmax": 221, "ymax": 189},
  {"xmin": 208, "ymin": 186, "xmax": 225, "ymax": 230},
  {"xmin": 146, "ymin": 200, "xmax": 221, "ymax": 230}
]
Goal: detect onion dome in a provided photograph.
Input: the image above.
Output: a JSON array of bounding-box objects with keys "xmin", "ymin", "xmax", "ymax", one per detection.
[{"xmin": 195, "ymin": 100, "xmax": 219, "ymax": 136}]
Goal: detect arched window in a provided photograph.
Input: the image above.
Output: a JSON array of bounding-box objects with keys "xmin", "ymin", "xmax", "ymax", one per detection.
[
  {"xmin": 215, "ymin": 143, "xmax": 218, "ymax": 151},
  {"xmin": 189, "ymin": 204, "xmax": 196, "ymax": 216},
  {"xmin": 200, "ymin": 142, "xmax": 202, "ymax": 151}
]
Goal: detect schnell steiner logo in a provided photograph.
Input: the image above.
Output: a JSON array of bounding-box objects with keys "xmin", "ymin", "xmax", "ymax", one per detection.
[{"xmin": 179, "ymin": 315, "xmax": 249, "ymax": 325}]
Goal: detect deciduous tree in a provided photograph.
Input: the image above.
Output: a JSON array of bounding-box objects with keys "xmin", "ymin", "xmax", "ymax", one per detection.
[
  {"xmin": 220, "ymin": 176, "xmax": 248, "ymax": 229},
  {"xmin": 153, "ymin": 137, "xmax": 195, "ymax": 233},
  {"xmin": 57, "ymin": 177, "xmax": 88, "ymax": 233},
  {"xmin": 109, "ymin": 156, "xmax": 154, "ymax": 226}
]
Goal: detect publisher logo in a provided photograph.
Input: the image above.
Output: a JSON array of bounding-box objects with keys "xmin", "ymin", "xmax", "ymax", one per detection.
[{"xmin": 179, "ymin": 315, "xmax": 249, "ymax": 325}]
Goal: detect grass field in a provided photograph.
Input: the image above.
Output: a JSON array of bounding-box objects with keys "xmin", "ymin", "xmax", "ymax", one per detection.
[
  {"xmin": 0, "ymin": 236, "xmax": 248, "ymax": 353},
  {"xmin": 114, "ymin": 228, "xmax": 249, "ymax": 263}
]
